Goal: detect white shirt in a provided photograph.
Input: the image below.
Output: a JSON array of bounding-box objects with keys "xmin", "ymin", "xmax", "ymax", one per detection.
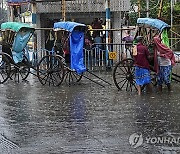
[{"xmin": 157, "ymin": 51, "xmax": 171, "ymax": 66}]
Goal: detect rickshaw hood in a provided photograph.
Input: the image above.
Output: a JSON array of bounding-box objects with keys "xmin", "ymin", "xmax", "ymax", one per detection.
[
  {"xmin": 54, "ymin": 21, "xmax": 86, "ymax": 33},
  {"xmin": 137, "ymin": 18, "xmax": 170, "ymax": 32},
  {"xmin": 1, "ymin": 22, "xmax": 34, "ymax": 32}
]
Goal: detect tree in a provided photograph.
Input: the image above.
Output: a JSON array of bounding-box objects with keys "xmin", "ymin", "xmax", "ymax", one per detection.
[
  {"xmin": 129, "ymin": 0, "xmax": 180, "ymax": 25},
  {"xmin": 162, "ymin": 2, "xmax": 180, "ymax": 25}
]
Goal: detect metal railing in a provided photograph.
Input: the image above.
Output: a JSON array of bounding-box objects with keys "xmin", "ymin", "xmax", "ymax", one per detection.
[
  {"xmin": 84, "ymin": 43, "xmax": 133, "ymax": 71},
  {"xmin": 28, "ymin": 43, "xmax": 132, "ymax": 71}
]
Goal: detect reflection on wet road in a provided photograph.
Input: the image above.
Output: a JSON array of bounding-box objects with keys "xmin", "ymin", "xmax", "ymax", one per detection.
[{"xmin": 0, "ymin": 71, "xmax": 180, "ymax": 154}]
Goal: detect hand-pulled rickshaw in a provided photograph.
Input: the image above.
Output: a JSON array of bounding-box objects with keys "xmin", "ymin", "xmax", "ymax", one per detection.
[
  {"xmin": 0, "ymin": 22, "xmax": 34, "ymax": 83},
  {"xmin": 113, "ymin": 17, "xmax": 180, "ymax": 91},
  {"xmin": 37, "ymin": 21, "xmax": 111, "ymax": 87},
  {"xmin": 0, "ymin": 21, "xmax": 110, "ymax": 87}
]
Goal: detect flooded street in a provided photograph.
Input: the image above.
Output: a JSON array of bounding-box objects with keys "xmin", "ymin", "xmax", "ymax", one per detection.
[{"xmin": 0, "ymin": 70, "xmax": 180, "ymax": 154}]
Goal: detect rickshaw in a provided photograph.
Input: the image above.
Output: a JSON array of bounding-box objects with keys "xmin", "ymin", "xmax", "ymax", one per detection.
[
  {"xmin": 0, "ymin": 22, "xmax": 34, "ymax": 83},
  {"xmin": 37, "ymin": 21, "xmax": 111, "ymax": 87},
  {"xmin": 113, "ymin": 18, "xmax": 180, "ymax": 91}
]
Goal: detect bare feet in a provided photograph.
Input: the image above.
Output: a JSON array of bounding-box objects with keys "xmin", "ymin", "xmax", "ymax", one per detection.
[{"xmin": 137, "ymin": 85, "xmax": 141, "ymax": 95}]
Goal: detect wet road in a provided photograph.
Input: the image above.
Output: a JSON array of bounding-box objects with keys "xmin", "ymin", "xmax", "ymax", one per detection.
[{"xmin": 0, "ymin": 70, "xmax": 180, "ymax": 154}]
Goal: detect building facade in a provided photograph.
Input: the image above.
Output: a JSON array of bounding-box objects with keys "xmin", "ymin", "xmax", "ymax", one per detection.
[{"xmin": 34, "ymin": 0, "xmax": 131, "ymax": 49}]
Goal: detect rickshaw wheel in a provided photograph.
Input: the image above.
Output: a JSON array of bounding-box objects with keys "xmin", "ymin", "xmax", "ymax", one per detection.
[
  {"xmin": 113, "ymin": 58, "xmax": 137, "ymax": 91},
  {"xmin": 10, "ymin": 56, "xmax": 30, "ymax": 81},
  {"xmin": 37, "ymin": 55, "xmax": 64, "ymax": 86},
  {"xmin": 0, "ymin": 53, "xmax": 11, "ymax": 84},
  {"xmin": 63, "ymin": 68, "xmax": 83, "ymax": 85}
]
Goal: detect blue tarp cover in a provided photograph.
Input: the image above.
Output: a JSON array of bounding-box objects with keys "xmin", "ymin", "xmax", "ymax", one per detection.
[
  {"xmin": 137, "ymin": 18, "xmax": 170, "ymax": 31},
  {"xmin": 54, "ymin": 21, "xmax": 86, "ymax": 33},
  {"xmin": 12, "ymin": 31, "xmax": 32, "ymax": 63},
  {"xmin": 70, "ymin": 30, "xmax": 86, "ymax": 74},
  {"xmin": 54, "ymin": 21, "xmax": 86, "ymax": 74}
]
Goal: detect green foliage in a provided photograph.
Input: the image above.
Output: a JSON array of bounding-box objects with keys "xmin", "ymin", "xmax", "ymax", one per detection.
[
  {"xmin": 173, "ymin": 2, "xmax": 180, "ymax": 24},
  {"xmin": 161, "ymin": 2, "xmax": 180, "ymax": 25},
  {"xmin": 129, "ymin": 0, "xmax": 180, "ymax": 25}
]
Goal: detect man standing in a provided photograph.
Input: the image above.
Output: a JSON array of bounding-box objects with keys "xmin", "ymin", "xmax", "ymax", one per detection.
[
  {"xmin": 153, "ymin": 36, "xmax": 175, "ymax": 91},
  {"xmin": 122, "ymin": 30, "xmax": 134, "ymax": 58},
  {"xmin": 133, "ymin": 36, "xmax": 152, "ymax": 95},
  {"xmin": 122, "ymin": 30, "xmax": 134, "ymax": 49}
]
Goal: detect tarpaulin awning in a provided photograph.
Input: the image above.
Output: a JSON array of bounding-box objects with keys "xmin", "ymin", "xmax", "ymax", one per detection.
[
  {"xmin": 54, "ymin": 21, "xmax": 86, "ymax": 33},
  {"xmin": 1, "ymin": 22, "xmax": 34, "ymax": 32},
  {"xmin": 7, "ymin": 0, "xmax": 31, "ymax": 2},
  {"xmin": 7, "ymin": 0, "xmax": 31, "ymax": 5},
  {"xmin": 137, "ymin": 18, "xmax": 170, "ymax": 32}
]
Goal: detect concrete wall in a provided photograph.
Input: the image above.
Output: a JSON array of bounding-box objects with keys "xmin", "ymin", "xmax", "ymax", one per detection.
[{"xmin": 36, "ymin": 0, "xmax": 130, "ymax": 13}]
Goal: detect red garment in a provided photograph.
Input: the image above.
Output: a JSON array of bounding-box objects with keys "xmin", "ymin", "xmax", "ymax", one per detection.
[
  {"xmin": 64, "ymin": 49, "xmax": 69, "ymax": 54},
  {"xmin": 153, "ymin": 36, "xmax": 175, "ymax": 73},
  {"xmin": 134, "ymin": 43, "xmax": 150, "ymax": 69}
]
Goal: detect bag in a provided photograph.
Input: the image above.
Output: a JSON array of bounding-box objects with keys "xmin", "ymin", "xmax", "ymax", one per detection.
[{"xmin": 132, "ymin": 45, "xmax": 137, "ymax": 56}]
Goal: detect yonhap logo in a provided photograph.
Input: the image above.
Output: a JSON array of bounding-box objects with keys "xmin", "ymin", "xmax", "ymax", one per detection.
[
  {"xmin": 129, "ymin": 133, "xmax": 143, "ymax": 148},
  {"xmin": 129, "ymin": 132, "xmax": 180, "ymax": 149}
]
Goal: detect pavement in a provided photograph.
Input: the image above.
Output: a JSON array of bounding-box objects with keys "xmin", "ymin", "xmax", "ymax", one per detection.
[{"xmin": 0, "ymin": 70, "xmax": 180, "ymax": 154}]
